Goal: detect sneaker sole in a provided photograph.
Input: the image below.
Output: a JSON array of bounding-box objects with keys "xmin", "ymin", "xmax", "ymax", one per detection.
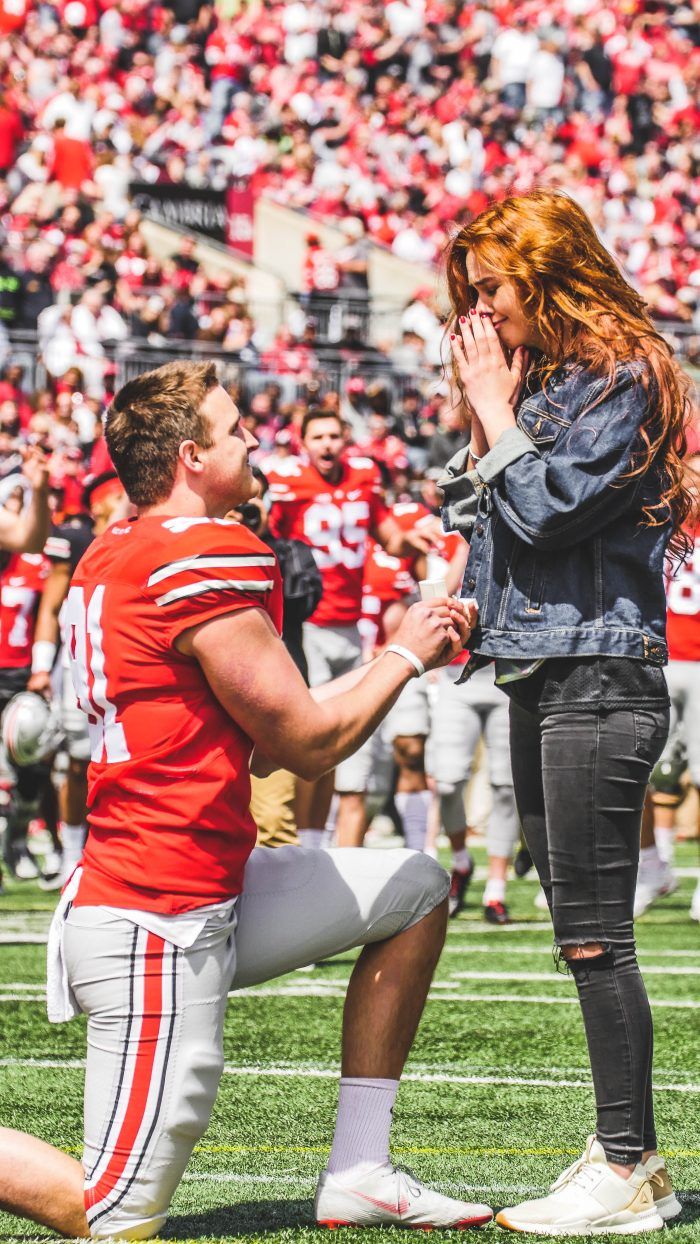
[
  {"xmin": 318, "ymin": 1213, "xmax": 493, "ymax": 1230},
  {"xmin": 655, "ymin": 1191, "xmax": 682, "ymax": 1221},
  {"xmin": 634, "ymin": 882, "xmax": 679, "ymax": 918},
  {"xmin": 495, "ymin": 1209, "xmax": 664, "ymax": 1236}
]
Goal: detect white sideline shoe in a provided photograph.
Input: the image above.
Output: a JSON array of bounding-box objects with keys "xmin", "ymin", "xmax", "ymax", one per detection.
[
  {"xmin": 315, "ymin": 1164, "xmax": 493, "ymax": 1230},
  {"xmin": 690, "ymin": 879, "xmax": 700, "ymax": 923},
  {"xmin": 495, "ymin": 1136, "xmax": 664, "ymax": 1236},
  {"xmin": 634, "ymin": 861, "xmax": 677, "ymax": 917},
  {"xmin": 645, "ymin": 1154, "xmax": 682, "ymax": 1221}
]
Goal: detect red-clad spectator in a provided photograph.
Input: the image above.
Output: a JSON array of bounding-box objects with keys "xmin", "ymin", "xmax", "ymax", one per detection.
[
  {"xmin": 303, "ymin": 234, "xmax": 340, "ymax": 294},
  {"xmin": 355, "ymin": 413, "xmax": 410, "ymax": 482},
  {"xmin": 0, "ymin": 93, "xmax": 23, "ymax": 173},
  {"xmin": 48, "ymin": 119, "xmax": 93, "ymax": 190}
]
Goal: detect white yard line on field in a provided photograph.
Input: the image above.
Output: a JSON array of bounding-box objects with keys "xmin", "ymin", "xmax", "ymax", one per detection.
[
  {"xmin": 441, "ymin": 945, "xmax": 700, "ymax": 958},
  {"xmin": 2, "ymin": 1058, "xmax": 700, "ymax": 1095},
  {"xmin": 451, "ymin": 966, "xmax": 700, "ymax": 979},
  {"xmin": 2, "ymin": 982, "xmax": 700, "ymax": 1009}
]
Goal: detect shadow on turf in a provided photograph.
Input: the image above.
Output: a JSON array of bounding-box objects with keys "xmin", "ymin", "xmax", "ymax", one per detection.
[
  {"xmin": 160, "ymin": 1194, "xmax": 700, "ymax": 1238},
  {"xmin": 164, "ymin": 1199, "xmax": 314, "ymax": 1235}
]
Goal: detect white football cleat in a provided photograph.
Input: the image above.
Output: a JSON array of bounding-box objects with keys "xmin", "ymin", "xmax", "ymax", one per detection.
[
  {"xmin": 13, "ymin": 850, "xmax": 39, "ymax": 881},
  {"xmin": 315, "ymin": 1164, "xmax": 493, "ymax": 1230},
  {"xmin": 495, "ymin": 1136, "xmax": 663, "ymax": 1236},
  {"xmin": 644, "ymin": 1154, "xmax": 682, "ymax": 1222},
  {"xmin": 634, "ymin": 862, "xmax": 678, "ymax": 918}
]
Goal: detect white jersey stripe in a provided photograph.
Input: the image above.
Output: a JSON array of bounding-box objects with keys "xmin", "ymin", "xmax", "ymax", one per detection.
[
  {"xmin": 155, "ymin": 578, "xmax": 274, "ymax": 607},
  {"xmin": 148, "ymin": 554, "xmax": 276, "ymax": 588}
]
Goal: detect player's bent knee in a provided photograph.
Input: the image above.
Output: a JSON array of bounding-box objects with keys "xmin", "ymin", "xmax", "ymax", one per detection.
[
  {"xmin": 89, "ymin": 1210, "xmax": 165, "ymax": 1240},
  {"xmin": 368, "ymin": 852, "xmax": 449, "ymax": 943}
]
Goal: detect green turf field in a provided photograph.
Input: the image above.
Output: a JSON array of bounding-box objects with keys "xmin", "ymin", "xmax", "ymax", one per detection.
[{"xmin": 1, "ymin": 845, "xmax": 699, "ymax": 1242}]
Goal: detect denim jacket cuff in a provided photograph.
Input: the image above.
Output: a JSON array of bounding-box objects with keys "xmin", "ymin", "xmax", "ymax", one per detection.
[
  {"xmin": 476, "ymin": 426, "xmax": 539, "ymax": 482},
  {"xmin": 437, "ymin": 446, "xmax": 481, "ymax": 536}
]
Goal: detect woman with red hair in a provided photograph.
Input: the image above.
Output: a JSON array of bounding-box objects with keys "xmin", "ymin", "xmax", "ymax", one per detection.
[{"xmin": 440, "ymin": 189, "xmax": 692, "ymax": 1236}]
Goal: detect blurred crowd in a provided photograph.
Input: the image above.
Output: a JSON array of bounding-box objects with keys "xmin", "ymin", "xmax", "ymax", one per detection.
[
  {"xmin": 0, "ymin": 0, "xmax": 698, "ymax": 385},
  {"xmin": 0, "ymin": 352, "xmax": 471, "ymax": 509}
]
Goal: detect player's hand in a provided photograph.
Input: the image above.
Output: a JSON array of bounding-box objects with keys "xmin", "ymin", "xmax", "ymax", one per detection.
[
  {"xmin": 21, "ymin": 445, "xmax": 50, "ymax": 492},
  {"xmin": 451, "ymin": 313, "xmax": 527, "ymax": 429},
  {"xmin": 392, "ymin": 597, "xmax": 477, "ymax": 672},
  {"xmin": 27, "ymin": 670, "xmax": 52, "ymax": 698},
  {"xmin": 401, "ymin": 524, "xmax": 441, "ymax": 556}
]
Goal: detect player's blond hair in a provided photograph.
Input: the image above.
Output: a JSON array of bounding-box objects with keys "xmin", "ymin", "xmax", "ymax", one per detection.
[{"xmin": 106, "ymin": 361, "xmax": 219, "ymax": 506}]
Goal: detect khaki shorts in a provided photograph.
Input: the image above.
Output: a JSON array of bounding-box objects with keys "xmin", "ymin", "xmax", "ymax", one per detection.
[
  {"xmin": 62, "ymin": 845, "xmax": 449, "ymax": 1239},
  {"xmin": 250, "ymin": 768, "xmax": 298, "ymax": 847}
]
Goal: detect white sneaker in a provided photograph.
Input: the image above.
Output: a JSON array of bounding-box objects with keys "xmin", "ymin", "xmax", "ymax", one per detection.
[
  {"xmin": 495, "ymin": 1136, "xmax": 664, "ymax": 1236},
  {"xmin": 13, "ymin": 851, "xmax": 39, "ymax": 880},
  {"xmin": 690, "ymin": 879, "xmax": 700, "ymax": 923},
  {"xmin": 315, "ymin": 1164, "xmax": 493, "ymax": 1229},
  {"xmin": 644, "ymin": 1154, "xmax": 682, "ymax": 1222},
  {"xmin": 634, "ymin": 862, "xmax": 678, "ymax": 917}
]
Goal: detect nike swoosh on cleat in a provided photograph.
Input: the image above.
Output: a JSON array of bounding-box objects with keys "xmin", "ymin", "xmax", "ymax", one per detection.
[{"xmin": 351, "ymin": 1190, "xmax": 411, "ymax": 1215}]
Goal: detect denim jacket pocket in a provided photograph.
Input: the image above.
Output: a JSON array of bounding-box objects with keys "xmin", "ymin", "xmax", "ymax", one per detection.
[{"xmin": 516, "ymin": 399, "xmax": 572, "ymax": 447}]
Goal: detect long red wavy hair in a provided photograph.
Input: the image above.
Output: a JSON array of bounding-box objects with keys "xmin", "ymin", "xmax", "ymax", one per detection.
[{"xmin": 444, "ymin": 189, "xmax": 693, "ymax": 563}]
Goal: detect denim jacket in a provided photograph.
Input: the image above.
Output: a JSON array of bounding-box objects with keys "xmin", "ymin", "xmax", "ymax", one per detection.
[{"xmin": 439, "ymin": 360, "xmax": 670, "ymax": 676}]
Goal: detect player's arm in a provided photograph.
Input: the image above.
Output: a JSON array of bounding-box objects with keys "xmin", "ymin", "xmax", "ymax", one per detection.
[
  {"xmin": 373, "ymin": 513, "xmax": 439, "ymax": 559},
  {"xmin": 26, "ymin": 560, "xmax": 71, "ymax": 694},
  {"xmin": 178, "ymin": 599, "xmax": 473, "ymax": 781},
  {"xmin": 0, "ymin": 450, "xmax": 50, "ymax": 554}
]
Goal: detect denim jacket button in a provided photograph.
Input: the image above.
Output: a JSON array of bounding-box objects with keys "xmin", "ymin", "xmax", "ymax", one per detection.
[
  {"xmin": 466, "ymin": 576, "xmax": 476, "ymax": 590},
  {"xmin": 475, "ymin": 524, "xmax": 484, "ymax": 537}
]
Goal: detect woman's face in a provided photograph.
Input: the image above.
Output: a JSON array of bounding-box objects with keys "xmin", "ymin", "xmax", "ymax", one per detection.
[{"xmin": 466, "ymin": 252, "xmax": 546, "ymax": 352}]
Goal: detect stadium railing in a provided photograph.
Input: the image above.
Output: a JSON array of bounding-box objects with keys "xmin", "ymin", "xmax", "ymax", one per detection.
[{"xmin": 4, "ymin": 331, "xmax": 443, "ymax": 404}]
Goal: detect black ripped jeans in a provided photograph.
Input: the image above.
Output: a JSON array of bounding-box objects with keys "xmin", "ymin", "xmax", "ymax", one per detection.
[{"xmin": 505, "ymin": 658, "xmax": 669, "ymax": 1166}]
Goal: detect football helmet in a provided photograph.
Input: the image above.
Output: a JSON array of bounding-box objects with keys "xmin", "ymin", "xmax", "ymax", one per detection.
[{"xmin": 1, "ymin": 692, "xmax": 64, "ymax": 767}]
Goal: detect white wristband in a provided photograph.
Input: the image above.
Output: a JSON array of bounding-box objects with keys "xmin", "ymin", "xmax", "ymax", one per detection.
[
  {"xmin": 469, "ymin": 443, "xmax": 483, "ymax": 463},
  {"xmin": 31, "ymin": 640, "xmax": 57, "ymax": 674},
  {"xmin": 385, "ymin": 644, "xmax": 425, "ymax": 678}
]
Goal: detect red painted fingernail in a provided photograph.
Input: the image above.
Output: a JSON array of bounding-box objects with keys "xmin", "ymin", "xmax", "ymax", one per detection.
[
  {"xmin": 470, "ymin": 308, "xmax": 476, "ymax": 315},
  {"xmin": 450, "ymin": 333, "xmax": 457, "ymax": 340},
  {"xmin": 459, "ymin": 315, "xmax": 466, "ymax": 323}
]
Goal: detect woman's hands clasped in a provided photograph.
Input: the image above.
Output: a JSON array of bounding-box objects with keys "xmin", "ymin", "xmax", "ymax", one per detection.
[
  {"xmin": 392, "ymin": 597, "xmax": 477, "ymax": 672},
  {"xmin": 451, "ymin": 312, "xmax": 528, "ymax": 434}
]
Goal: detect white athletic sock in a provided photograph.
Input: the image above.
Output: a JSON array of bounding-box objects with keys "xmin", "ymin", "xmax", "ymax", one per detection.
[
  {"xmin": 639, "ymin": 844, "xmax": 661, "ymax": 871},
  {"xmin": 60, "ymin": 823, "xmax": 86, "ymax": 868},
  {"xmin": 297, "ymin": 829, "xmax": 325, "ymax": 849},
  {"xmin": 655, "ymin": 826, "xmax": 675, "ymax": 865},
  {"xmin": 394, "ymin": 790, "xmax": 431, "ymax": 851},
  {"xmin": 484, "ymin": 878, "xmax": 506, "ymax": 905},
  {"xmin": 327, "ymin": 1077, "xmax": 398, "ymax": 1180},
  {"xmin": 451, "ymin": 846, "xmax": 471, "ymax": 871}
]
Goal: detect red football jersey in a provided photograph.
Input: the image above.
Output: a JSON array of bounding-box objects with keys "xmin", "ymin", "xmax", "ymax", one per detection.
[
  {"xmin": 67, "ymin": 515, "xmax": 283, "ymax": 914},
  {"xmin": 266, "ymin": 455, "xmax": 389, "ymax": 626},
  {"xmin": 0, "ymin": 552, "xmax": 49, "ymax": 668},
  {"xmin": 666, "ymin": 523, "xmax": 700, "ymax": 662},
  {"xmin": 360, "ymin": 503, "xmax": 466, "ymax": 651}
]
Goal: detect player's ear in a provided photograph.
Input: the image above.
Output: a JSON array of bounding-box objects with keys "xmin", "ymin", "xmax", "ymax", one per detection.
[{"xmin": 179, "ymin": 440, "xmax": 204, "ymax": 474}]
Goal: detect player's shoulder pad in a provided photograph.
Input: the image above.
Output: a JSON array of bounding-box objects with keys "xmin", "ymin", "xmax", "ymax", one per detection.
[
  {"xmin": 392, "ymin": 502, "xmax": 422, "ymax": 518},
  {"xmin": 144, "ymin": 518, "xmax": 277, "ymax": 599},
  {"xmin": 155, "ymin": 516, "xmax": 271, "ymax": 556},
  {"xmin": 346, "ymin": 455, "xmax": 377, "ymax": 473},
  {"xmin": 263, "ymin": 456, "xmax": 304, "ymax": 480}
]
